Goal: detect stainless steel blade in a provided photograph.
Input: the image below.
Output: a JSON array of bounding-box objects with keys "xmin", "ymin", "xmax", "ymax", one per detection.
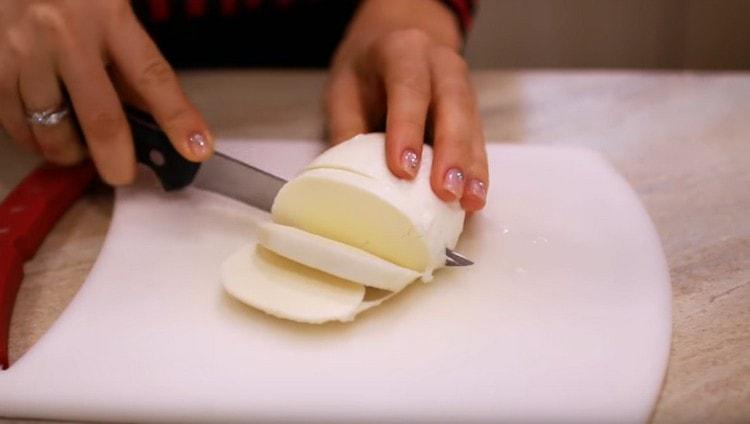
[
  {"xmin": 192, "ymin": 151, "xmax": 287, "ymax": 212},
  {"xmin": 445, "ymin": 248, "xmax": 474, "ymax": 267}
]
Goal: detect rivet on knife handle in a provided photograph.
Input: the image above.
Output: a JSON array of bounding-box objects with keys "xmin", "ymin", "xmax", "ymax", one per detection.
[{"xmin": 125, "ymin": 105, "xmax": 200, "ymax": 191}]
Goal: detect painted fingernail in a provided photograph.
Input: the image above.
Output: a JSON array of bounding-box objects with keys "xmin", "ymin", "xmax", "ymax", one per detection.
[
  {"xmin": 401, "ymin": 149, "xmax": 419, "ymax": 177},
  {"xmin": 188, "ymin": 132, "xmax": 209, "ymax": 157},
  {"xmin": 443, "ymin": 167, "xmax": 465, "ymax": 198},
  {"xmin": 468, "ymin": 179, "xmax": 487, "ymax": 201}
]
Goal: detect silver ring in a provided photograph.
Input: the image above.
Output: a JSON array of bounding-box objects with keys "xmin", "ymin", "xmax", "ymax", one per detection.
[{"xmin": 26, "ymin": 104, "xmax": 70, "ymax": 126}]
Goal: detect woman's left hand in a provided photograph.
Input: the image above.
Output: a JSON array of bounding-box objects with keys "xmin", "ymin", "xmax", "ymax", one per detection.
[{"xmin": 324, "ymin": 0, "xmax": 488, "ymax": 212}]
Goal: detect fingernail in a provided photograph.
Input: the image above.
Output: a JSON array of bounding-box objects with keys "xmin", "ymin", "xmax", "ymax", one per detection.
[
  {"xmin": 188, "ymin": 132, "xmax": 209, "ymax": 158},
  {"xmin": 468, "ymin": 179, "xmax": 487, "ymax": 201},
  {"xmin": 443, "ymin": 167, "xmax": 465, "ymax": 198},
  {"xmin": 401, "ymin": 149, "xmax": 419, "ymax": 177}
]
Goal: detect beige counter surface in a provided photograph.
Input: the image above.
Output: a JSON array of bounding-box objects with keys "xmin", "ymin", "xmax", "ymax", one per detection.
[{"xmin": 1, "ymin": 71, "xmax": 748, "ymax": 423}]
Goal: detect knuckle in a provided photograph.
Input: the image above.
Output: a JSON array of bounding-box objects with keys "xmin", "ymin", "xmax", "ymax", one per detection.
[
  {"xmin": 437, "ymin": 83, "xmax": 473, "ymax": 112},
  {"xmin": 86, "ymin": 111, "xmax": 124, "ymax": 141},
  {"xmin": 39, "ymin": 138, "xmax": 84, "ymax": 165},
  {"xmin": 46, "ymin": 151, "xmax": 83, "ymax": 166},
  {"xmin": 435, "ymin": 124, "xmax": 469, "ymax": 149},
  {"xmin": 434, "ymin": 47, "xmax": 469, "ymax": 76},
  {"xmin": 25, "ymin": 3, "xmax": 69, "ymax": 36},
  {"xmin": 468, "ymin": 150, "xmax": 489, "ymax": 177},
  {"xmin": 392, "ymin": 77, "xmax": 430, "ymax": 99},
  {"xmin": 392, "ymin": 119, "xmax": 425, "ymax": 139},
  {"xmin": 4, "ymin": 28, "xmax": 28, "ymax": 62},
  {"xmin": 138, "ymin": 58, "xmax": 176, "ymax": 88},
  {"xmin": 160, "ymin": 105, "xmax": 195, "ymax": 132},
  {"xmin": 102, "ymin": 165, "xmax": 136, "ymax": 186},
  {"xmin": 375, "ymin": 29, "xmax": 430, "ymax": 56},
  {"xmin": 452, "ymin": 59, "xmax": 470, "ymax": 79},
  {"xmin": 435, "ymin": 74, "xmax": 470, "ymax": 94},
  {"xmin": 389, "ymin": 29, "xmax": 431, "ymax": 49}
]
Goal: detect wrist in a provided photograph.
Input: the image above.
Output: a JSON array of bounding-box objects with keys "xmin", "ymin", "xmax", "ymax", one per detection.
[{"xmin": 339, "ymin": 0, "xmax": 462, "ymax": 57}]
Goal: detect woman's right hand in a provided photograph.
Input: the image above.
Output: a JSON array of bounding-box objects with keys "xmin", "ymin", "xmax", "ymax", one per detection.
[{"xmin": 0, "ymin": 0, "xmax": 213, "ymax": 185}]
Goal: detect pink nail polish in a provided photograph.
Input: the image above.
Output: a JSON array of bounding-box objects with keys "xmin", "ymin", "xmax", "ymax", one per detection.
[
  {"xmin": 468, "ymin": 179, "xmax": 487, "ymax": 201},
  {"xmin": 401, "ymin": 149, "xmax": 419, "ymax": 177},
  {"xmin": 443, "ymin": 167, "xmax": 465, "ymax": 198},
  {"xmin": 188, "ymin": 132, "xmax": 209, "ymax": 157}
]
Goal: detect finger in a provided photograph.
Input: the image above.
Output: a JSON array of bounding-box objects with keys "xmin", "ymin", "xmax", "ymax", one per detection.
[
  {"xmin": 377, "ymin": 31, "xmax": 432, "ymax": 179},
  {"xmin": 0, "ymin": 59, "xmax": 37, "ymax": 152},
  {"xmin": 106, "ymin": 11, "xmax": 213, "ymax": 162},
  {"xmin": 18, "ymin": 50, "xmax": 85, "ymax": 165},
  {"xmin": 57, "ymin": 45, "xmax": 136, "ymax": 185},
  {"xmin": 428, "ymin": 48, "xmax": 488, "ymax": 210},
  {"xmin": 324, "ymin": 69, "xmax": 368, "ymax": 145}
]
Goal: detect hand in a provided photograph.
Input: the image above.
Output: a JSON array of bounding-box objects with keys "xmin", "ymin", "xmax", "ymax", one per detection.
[
  {"xmin": 324, "ymin": 0, "xmax": 488, "ymax": 211},
  {"xmin": 0, "ymin": 0, "xmax": 213, "ymax": 185}
]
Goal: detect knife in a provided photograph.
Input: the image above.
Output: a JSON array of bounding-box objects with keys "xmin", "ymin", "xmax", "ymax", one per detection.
[{"xmin": 125, "ymin": 106, "xmax": 472, "ymax": 267}]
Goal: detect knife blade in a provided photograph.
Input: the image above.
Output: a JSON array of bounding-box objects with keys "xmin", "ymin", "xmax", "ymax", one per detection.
[
  {"xmin": 192, "ymin": 152, "xmax": 285, "ymax": 212},
  {"xmin": 125, "ymin": 105, "xmax": 472, "ymax": 266}
]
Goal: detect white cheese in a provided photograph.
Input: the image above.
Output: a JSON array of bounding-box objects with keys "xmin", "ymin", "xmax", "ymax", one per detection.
[
  {"xmin": 274, "ymin": 133, "xmax": 465, "ymax": 280},
  {"xmin": 222, "ymin": 133, "xmax": 466, "ymax": 323},
  {"xmin": 222, "ymin": 244, "xmax": 365, "ymax": 323},
  {"xmin": 259, "ymin": 222, "xmax": 420, "ymax": 292}
]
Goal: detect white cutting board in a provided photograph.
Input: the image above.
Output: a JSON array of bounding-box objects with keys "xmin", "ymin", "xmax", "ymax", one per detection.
[{"xmin": 0, "ymin": 140, "xmax": 671, "ymax": 423}]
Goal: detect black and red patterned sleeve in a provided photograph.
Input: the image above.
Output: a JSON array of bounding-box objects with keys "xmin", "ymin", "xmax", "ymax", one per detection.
[
  {"xmin": 133, "ymin": 1, "xmax": 478, "ymax": 31},
  {"xmin": 129, "ymin": 1, "xmax": 478, "ymax": 68}
]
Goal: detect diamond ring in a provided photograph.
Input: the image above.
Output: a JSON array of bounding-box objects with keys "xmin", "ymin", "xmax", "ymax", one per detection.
[{"xmin": 26, "ymin": 104, "xmax": 70, "ymax": 126}]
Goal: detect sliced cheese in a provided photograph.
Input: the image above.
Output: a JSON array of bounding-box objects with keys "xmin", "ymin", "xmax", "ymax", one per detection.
[
  {"xmin": 222, "ymin": 244, "xmax": 365, "ymax": 323},
  {"xmin": 273, "ymin": 133, "xmax": 465, "ymax": 280},
  {"xmin": 258, "ymin": 222, "xmax": 420, "ymax": 292},
  {"xmin": 356, "ymin": 288, "xmax": 398, "ymax": 314},
  {"xmin": 224, "ymin": 133, "xmax": 468, "ymax": 324}
]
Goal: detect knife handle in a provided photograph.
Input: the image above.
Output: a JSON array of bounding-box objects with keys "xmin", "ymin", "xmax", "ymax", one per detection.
[
  {"xmin": 0, "ymin": 161, "xmax": 96, "ymax": 369},
  {"xmin": 125, "ymin": 105, "xmax": 201, "ymax": 191}
]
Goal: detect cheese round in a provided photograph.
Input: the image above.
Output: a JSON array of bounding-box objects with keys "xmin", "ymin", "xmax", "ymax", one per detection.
[
  {"xmin": 272, "ymin": 133, "xmax": 465, "ymax": 280},
  {"xmin": 223, "ymin": 133, "xmax": 467, "ymax": 324}
]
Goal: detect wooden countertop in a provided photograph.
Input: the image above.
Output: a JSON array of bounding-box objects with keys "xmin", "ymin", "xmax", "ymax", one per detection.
[{"xmin": 1, "ymin": 71, "xmax": 748, "ymax": 423}]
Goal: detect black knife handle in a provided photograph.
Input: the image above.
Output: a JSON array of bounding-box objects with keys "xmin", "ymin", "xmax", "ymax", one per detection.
[{"xmin": 125, "ymin": 105, "xmax": 200, "ymax": 191}]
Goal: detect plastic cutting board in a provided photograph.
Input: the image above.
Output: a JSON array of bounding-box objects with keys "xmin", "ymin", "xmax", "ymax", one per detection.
[{"xmin": 0, "ymin": 140, "xmax": 671, "ymax": 423}]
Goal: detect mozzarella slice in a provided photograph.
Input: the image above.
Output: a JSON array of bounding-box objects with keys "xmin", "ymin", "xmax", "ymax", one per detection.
[
  {"xmin": 258, "ymin": 223, "xmax": 420, "ymax": 292},
  {"xmin": 356, "ymin": 288, "xmax": 398, "ymax": 314},
  {"xmin": 222, "ymin": 244, "xmax": 365, "ymax": 323}
]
